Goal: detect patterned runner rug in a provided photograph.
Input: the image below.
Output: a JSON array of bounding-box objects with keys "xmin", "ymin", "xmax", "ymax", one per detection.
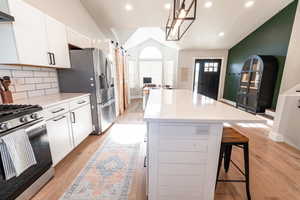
[{"xmin": 60, "ymin": 124, "xmax": 145, "ymax": 200}]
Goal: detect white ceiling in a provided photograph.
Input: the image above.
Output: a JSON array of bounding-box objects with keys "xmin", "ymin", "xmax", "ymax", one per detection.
[{"xmin": 81, "ymin": 0, "xmax": 294, "ymax": 49}]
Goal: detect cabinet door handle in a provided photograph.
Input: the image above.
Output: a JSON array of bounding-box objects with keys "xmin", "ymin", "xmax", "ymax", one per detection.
[
  {"xmin": 71, "ymin": 112, "xmax": 76, "ymax": 123},
  {"xmin": 48, "ymin": 52, "xmax": 53, "ymax": 65},
  {"xmin": 51, "ymin": 53, "xmax": 56, "ymax": 65},
  {"xmin": 77, "ymin": 100, "xmax": 86, "ymax": 105},
  {"xmin": 51, "ymin": 108, "xmax": 65, "ymax": 114},
  {"xmin": 53, "ymin": 116, "xmax": 66, "ymax": 122}
]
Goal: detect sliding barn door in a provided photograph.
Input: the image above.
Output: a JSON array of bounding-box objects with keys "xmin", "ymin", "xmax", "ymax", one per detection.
[
  {"xmin": 115, "ymin": 48, "xmax": 129, "ymax": 115},
  {"xmin": 115, "ymin": 48, "xmax": 125, "ymax": 114}
]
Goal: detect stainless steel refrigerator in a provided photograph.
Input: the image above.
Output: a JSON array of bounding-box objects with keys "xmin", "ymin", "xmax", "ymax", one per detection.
[{"xmin": 57, "ymin": 48, "xmax": 116, "ymax": 135}]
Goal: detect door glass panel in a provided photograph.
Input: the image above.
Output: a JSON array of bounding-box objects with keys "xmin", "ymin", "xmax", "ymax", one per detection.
[
  {"xmin": 247, "ymin": 95, "xmax": 257, "ymax": 110},
  {"xmin": 249, "ymin": 72, "xmax": 260, "ymax": 90},
  {"xmin": 241, "ymin": 72, "xmax": 249, "ymax": 83},
  {"xmin": 252, "ymin": 59, "xmax": 261, "ymax": 71},
  {"xmin": 242, "ymin": 59, "xmax": 252, "ymax": 71},
  {"xmin": 237, "ymin": 95, "xmax": 247, "ymax": 106}
]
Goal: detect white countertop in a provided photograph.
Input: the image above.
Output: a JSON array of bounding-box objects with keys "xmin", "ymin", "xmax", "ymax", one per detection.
[
  {"xmin": 14, "ymin": 93, "xmax": 90, "ymax": 108},
  {"xmin": 144, "ymin": 89, "xmax": 265, "ymax": 123}
]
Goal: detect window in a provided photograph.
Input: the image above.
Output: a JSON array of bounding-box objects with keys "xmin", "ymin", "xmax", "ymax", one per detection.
[
  {"xmin": 139, "ymin": 46, "xmax": 162, "ymax": 59},
  {"xmin": 204, "ymin": 62, "xmax": 218, "ymax": 72},
  {"xmin": 139, "ymin": 61, "xmax": 163, "ymax": 87},
  {"xmin": 164, "ymin": 61, "xmax": 175, "ymax": 86},
  {"xmin": 128, "ymin": 60, "xmax": 138, "ymax": 88}
]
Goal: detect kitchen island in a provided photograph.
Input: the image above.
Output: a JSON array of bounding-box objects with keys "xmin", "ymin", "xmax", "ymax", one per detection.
[{"xmin": 144, "ymin": 89, "xmax": 265, "ymax": 200}]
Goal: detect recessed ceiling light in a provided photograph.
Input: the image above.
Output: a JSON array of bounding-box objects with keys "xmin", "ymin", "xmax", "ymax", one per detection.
[
  {"xmin": 218, "ymin": 32, "xmax": 225, "ymax": 37},
  {"xmin": 165, "ymin": 3, "xmax": 171, "ymax": 10},
  {"xmin": 125, "ymin": 4, "xmax": 133, "ymax": 11},
  {"xmin": 204, "ymin": 1, "xmax": 213, "ymax": 8},
  {"xmin": 245, "ymin": 1, "xmax": 255, "ymax": 8}
]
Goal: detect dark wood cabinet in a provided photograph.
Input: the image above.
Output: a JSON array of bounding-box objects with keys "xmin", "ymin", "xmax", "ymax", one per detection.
[{"xmin": 236, "ymin": 55, "xmax": 278, "ymax": 113}]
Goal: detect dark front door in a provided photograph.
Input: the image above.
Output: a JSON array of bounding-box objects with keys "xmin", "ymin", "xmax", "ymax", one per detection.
[{"xmin": 193, "ymin": 59, "xmax": 222, "ymax": 100}]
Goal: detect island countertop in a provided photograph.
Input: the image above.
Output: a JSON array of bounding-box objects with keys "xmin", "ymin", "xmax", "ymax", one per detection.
[{"xmin": 144, "ymin": 89, "xmax": 265, "ymax": 123}]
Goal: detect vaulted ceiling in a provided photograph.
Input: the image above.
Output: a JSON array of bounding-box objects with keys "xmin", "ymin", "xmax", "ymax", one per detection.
[{"xmin": 81, "ymin": 0, "xmax": 294, "ymax": 49}]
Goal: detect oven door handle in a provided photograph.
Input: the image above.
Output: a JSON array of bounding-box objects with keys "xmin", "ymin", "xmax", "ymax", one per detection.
[{"xmin": 24, "ymin": 120, "xmax": 46, "ymax": 133}]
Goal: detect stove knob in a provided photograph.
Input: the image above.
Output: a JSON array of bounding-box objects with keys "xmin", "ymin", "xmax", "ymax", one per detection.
[
  {"xmin": 30, "ymin": 113, "xmax": 39, "ymax": 119},
  {"xmin": 0, "ymin": 123, "xmax": 8, "ymax": 131},
  {"xmin": 20, "ymin": 116, "xmax": 28, "ymax": 123}
]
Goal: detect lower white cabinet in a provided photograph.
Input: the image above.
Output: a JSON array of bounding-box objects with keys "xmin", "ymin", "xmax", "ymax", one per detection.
[
  {"xmin": 47, "ymin": 113, "xmax": 73, "ymax": 166},
  {"xmin": 71, "ymin": 104, "xmax": 93, "ymax": 147},
  {"xmin": 45, "ymin": 95, "xmax": 93, "ymax": 166}
]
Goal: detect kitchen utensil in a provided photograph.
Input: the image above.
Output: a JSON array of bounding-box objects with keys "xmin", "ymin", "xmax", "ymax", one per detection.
[
  {"xmin": 0, "ymin": 76, "xmax": 13, "ymax": 103},
  {"xmin": 2, "ymin": 76, "xmax": 11, "ymax": 91},
  {"xmin": 0, "ymin": 78, "xmax": 4, "ymax": 92}
]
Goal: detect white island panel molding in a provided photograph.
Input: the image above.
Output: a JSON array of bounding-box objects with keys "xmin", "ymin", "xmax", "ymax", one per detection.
[{"xmin": 144, "ymin": 89, "xmax": 265, "ymax": 200}]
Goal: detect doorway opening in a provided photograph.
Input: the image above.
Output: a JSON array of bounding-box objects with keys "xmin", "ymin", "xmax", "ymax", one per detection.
[{"xmin": 193, "ymin": 59, "xmax": 222, "ymax": 100}]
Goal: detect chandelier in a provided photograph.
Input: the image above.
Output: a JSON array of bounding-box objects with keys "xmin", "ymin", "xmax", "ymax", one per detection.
[{"xmin": 166, "ymin": 0, "xmax": 197, "ymax": 41}]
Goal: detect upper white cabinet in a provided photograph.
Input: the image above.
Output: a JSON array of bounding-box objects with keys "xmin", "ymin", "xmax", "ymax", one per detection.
[
  {"xmin": 0, "ymin": 0, "xmax": 71, "ymax": 68},
  {"xmin": 67, "ymin": 27, "xmax": 92, "ymax": 49},
  {"xmin": 0, "ymin": 0, "xmax": 49, "ymax": 66},
  {"xmin": 45, "ymin": 16, "xmax": 71, "ymax": 68}
]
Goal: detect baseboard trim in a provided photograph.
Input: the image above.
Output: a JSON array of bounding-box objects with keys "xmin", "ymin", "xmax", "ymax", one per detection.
[
  {"xmin": 130, "ymin": 95, "xmax": 142, "ymax": 99},
  {"xmin": 220, "ymin": 98, "xmax": 236, "ymax": 107},
  {"xmin": 265, "ymin": 109, "xmax": 276, "ymax": 118},
  {"xmin": 284, "ymin": 138, "xmax": 300, "ymax": 151},
  {"xmin": 269, "ymin": 131, "xmax": 284, "ymax": 142}
]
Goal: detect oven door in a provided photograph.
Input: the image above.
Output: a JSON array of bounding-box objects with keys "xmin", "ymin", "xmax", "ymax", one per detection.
[{"xmin": 0, "ymin": 120, "xmax": 52, "ymax": 200}]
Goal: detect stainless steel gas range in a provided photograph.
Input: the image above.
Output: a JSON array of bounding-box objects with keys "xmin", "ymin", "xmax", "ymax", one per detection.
[{"xmin": 0, "ymin": 104, "xmax": 54, "ymax": 200}]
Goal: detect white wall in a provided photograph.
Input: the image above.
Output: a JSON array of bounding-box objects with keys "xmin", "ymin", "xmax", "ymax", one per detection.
[
  {"xmin": 278, "ymin": 0, "xmax": 300, "ymax": 94},
  {"xmin": 177, "ymin": 49, "xmax": 229, "ymax": 100},
  {"xmin": 24, "ymin": 0, "xmax": 106, "ymax": 40},
  {"xmin": 271, "ymin": 1, "xmax": 300, "ymax": 150}
]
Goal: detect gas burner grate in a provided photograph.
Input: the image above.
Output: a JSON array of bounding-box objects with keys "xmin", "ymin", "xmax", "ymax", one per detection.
[{"xmin": 0, "ymin": 104, "xmax": 42, "ymax": 122}]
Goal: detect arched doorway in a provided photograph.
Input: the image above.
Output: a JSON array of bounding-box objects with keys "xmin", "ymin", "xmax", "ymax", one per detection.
[{"xmin": 138, "ymin": 46, "xmax": 163, "ymax": 87}]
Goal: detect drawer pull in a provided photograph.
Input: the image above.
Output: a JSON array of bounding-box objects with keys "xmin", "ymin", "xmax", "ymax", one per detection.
[
  {"xmin": 51, "ymin": 108, "xmax": 65, "ymax": 114},
  {"xmin": 77, "ymin": 100, "xmax": 86, "ymax": 105},
  {"xmin": 53, "ymin": 116, "xmax": 66, "ymax": 122},
  {"xmin": 71, "ymin": 112, "xmax": 76, "ymax": 123}
]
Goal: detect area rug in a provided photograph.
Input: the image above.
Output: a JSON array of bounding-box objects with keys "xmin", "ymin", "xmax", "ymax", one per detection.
[{"xmin": 60, "ymin": 124, "xmax": 145, "ymax": 200}]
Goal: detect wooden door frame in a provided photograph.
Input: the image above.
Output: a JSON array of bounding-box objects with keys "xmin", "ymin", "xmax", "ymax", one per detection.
[{"xmin": 191, "ymin": 57, "xmax": 227, "ymax": 100}]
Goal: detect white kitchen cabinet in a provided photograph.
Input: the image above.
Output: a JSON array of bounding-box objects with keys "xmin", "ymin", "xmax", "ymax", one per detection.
[
  {"xmin": 45, "ymin": 16, "xmax": 71, "ymax": 68},
  {"xmin": 67, "ymin": 27, "xmax": 92, "ymax": 49},
  {"xmin": 47, "ymin": 113, "xmax": 73, "ymax": 166},
  {"xmin": 71, "ymin": 104, "xmax": 93, "ymax": 147},
  {"xmin": 0, "ymin": 0, "xmax": 49, "ymax": 66}
]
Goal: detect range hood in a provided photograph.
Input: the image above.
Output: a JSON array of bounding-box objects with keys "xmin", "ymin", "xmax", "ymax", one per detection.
[{"xmin": 0, "ymin": 10, "xmax": 14, "ymax": 22}]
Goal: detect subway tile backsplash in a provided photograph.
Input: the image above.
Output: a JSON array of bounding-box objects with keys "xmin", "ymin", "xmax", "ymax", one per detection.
[{"xmin": 0, "ymin": 65, "xmax": 60, "ymax": 100}]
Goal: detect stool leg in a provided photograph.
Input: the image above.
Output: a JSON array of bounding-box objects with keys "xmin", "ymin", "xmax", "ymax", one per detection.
[
  {"xmin": 216, "ymin": 143, "xmax": 225, "ymax": 189},
  {"xmin": 244, "ymin": 143, "xmax": 251, "ymax": 200},
  {"xmin": 224, "ymin": 145, "xmax": 232, "ymax": 173}
]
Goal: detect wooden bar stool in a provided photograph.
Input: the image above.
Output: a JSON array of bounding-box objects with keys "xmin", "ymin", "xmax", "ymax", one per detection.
[{"xmin": 216, "ymin": 127, "xmax": 251, "ymax": 200}]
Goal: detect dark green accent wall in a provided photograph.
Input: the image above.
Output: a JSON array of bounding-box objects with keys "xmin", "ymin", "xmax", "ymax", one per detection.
[{"xmin": 223, "ymin": 0, "xmax": 298, "ymax": 109}]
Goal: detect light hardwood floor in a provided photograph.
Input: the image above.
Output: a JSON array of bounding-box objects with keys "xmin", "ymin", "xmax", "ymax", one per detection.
[{"xmin": 33, "ymin": 100, "xmax": 300, "ymax": 200}]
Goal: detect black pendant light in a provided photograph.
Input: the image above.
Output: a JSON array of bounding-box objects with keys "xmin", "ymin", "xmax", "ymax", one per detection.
[{"xmin": 166, "ymin": 0, "xmax": 197, "ymax": 41}]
